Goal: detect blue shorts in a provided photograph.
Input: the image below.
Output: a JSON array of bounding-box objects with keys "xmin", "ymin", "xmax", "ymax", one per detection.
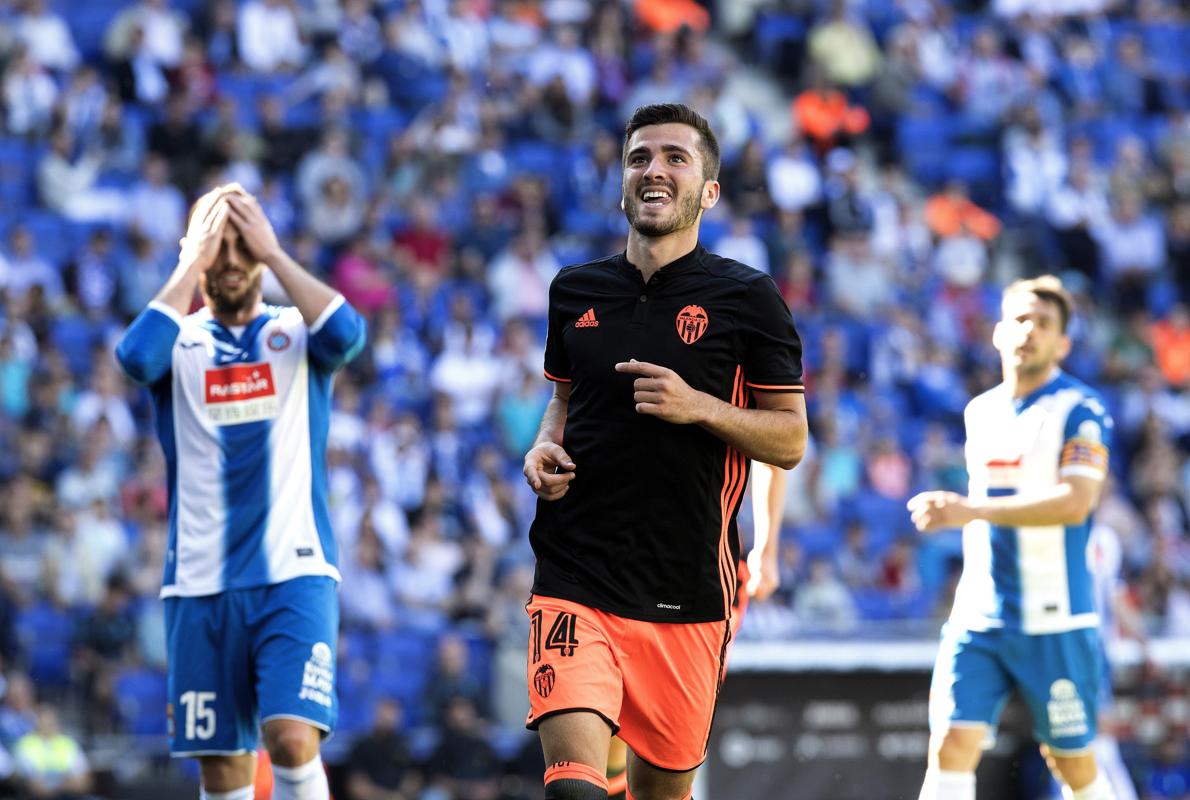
[
  {"xmin": 163, "ymin": 576, "xmax": 339, "ymax": 756},
  {"xmin": 928, "ymin": 624, "xmax": 1101, "ymax": 753}
]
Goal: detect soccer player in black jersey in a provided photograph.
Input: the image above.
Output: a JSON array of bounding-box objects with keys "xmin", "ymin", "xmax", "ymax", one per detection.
[{"xmin": 521, "ymin": 104, "xmax": 808, "ymax": 800}]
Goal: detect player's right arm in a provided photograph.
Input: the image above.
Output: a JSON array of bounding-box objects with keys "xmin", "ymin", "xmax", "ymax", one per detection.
[
  {"xmin": 522, "ymin": 381, "xmax": 575, "ymax": 501},
  {"xmin": 115, "ymin": 185, "xmax": 233, "ymax": 385}
]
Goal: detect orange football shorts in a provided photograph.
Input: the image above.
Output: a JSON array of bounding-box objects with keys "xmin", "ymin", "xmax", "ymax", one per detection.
[{"xmin": 525, "ymin": 594, "xmax": 730, "ymax": 772}]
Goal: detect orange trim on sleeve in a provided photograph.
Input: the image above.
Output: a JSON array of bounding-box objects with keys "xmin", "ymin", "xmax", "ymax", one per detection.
[
  {"xmin": 543, "ymin": 370, "xmax": 572, "ymax": 383},
  {"xmin": 745, "ymin": 382, "xmax": 805, "ymax": 392}
]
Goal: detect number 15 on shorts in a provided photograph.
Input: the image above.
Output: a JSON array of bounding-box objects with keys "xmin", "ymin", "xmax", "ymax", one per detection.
[{"xmin": 179, "ymin": 691, "xmax": 217, "ymax": 740}]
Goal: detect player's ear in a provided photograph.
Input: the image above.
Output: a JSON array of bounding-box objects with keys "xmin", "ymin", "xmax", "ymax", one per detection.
[
  {"xmin": 701, "ymin": 179, "xmax": 720, "ymax": 210},
  {"xmin": 620, "ymin": 196, "xmax": 626, "ymax": 212},
  {"xmin": 1057, "ymin": 333, "xmax": 1072, "ymax": 361}
]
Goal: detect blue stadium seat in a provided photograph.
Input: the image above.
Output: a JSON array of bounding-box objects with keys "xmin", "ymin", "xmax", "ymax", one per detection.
[
  {"xmin": 10, "ymin": 210, "xmax": 72, "ymax": 268},
  {"xmin": 897, "ymin": 117, "xmax": 953, "ymax": 187},
  {"xmin": 507, "ymin": 141, "xmax": 560, "ymax": 177},
  {"xmin": 114, "ymin": 667, "xmax": 168, "ymax": 736},
  {"xmin": 59, "ymin": 0, "xmax": 127, "ymax": 61},
  {"xmin": 794, "ymin": 522, "xmax": 842, "ymax": 559},
  {"xmin": 50, "ymin": 315, "xmax": 100, "ymax": 378},
  {"xmin": 0, "ymin": 138, "xmax": 32, "ymax": 211},
  {"xmin": 947, "ymin": 147, "xmax": 1000, "ymax": 204},
  {"xmin": 15, "ymin": 602, "xmax": 74, "ymax": 690},
  {"xmin": 372, "ymin": 628, "xmax": 437, "ymax": 705},
  {"xmin": 754, "ymin": 12, "xmax": 806, "ymax": 68}
]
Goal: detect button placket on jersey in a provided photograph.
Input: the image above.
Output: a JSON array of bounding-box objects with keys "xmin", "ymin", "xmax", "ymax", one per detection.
[{"xmin": 631, "ymin": 291, "xmax": 650, "ymax": 326}]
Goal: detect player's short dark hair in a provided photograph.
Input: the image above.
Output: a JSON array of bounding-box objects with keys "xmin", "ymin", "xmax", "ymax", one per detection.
[
  {"xmin": 623, "ymin": 103, "xmax": 720, "ymax": 181},
  {"xmin": 1003, "ymin": 274, "xmax": 1074, "ymax": 332}
]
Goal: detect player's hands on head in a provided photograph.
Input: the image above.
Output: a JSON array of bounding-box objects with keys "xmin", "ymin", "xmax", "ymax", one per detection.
[
  {"xmin": 907, "ymin": 491, "xmax": 975, "ymax": 533},
  {"xmin": 180, "ymin": 184, "xmax": 236, "ymax": 273},
  {"xmin": 614, "ymin": 359, "xmax": 706, "ymax": 424},
  {"xmin": 746, "ymin": 547, "xmax": 780, "ymax": 601},
  {"xmin": 226, "ymin": 191, "xmax": 282, "ymax": 265},
  {"xmin": 523, "ymin": 443, "xmax": 576, "ymax": 501}
]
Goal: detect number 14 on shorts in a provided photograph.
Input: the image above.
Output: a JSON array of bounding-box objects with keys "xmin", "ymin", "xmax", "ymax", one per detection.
[{"xmin": 531, "ymin": 609, "xmax": 580, "ymax": 661}]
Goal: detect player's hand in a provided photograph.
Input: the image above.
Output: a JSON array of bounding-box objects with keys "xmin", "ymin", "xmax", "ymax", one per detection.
[
  {"xmin": 614, "ymin": 359, "xmax": 707, "ymax": 424},
  {"xmin": 523, "ymin": 443, "xmax": 576, "ymax": 501},
  {"xmin": 907, "ymin": 491, "xmax": 976, "ymax": 533},
  {"xmin": 226, "ymin": 192, "xmax": 283, "ymax": 265},
  {"xmin": 746, "ymin": 548, "xmax": 780, "ymax": 601},
  {"xmin": 179, "ymin": 185, "xmax": 234, "ymax": 273}
]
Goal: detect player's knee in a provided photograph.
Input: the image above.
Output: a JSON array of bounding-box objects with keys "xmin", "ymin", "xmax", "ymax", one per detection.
[
  {"xmin": 933, "ymin": 730, "xmax": 982, "ymax": 771},
  {"xmin": 544, "ymin": 762, "xmax": 609, "ymax": 799},
  {"xmin": 263, "ymin": 723, "xmax": 319, "ymax": 767},
  {"xmin": 1050, "ymin": 752, "xmax": 1099, "ymax": 790}
]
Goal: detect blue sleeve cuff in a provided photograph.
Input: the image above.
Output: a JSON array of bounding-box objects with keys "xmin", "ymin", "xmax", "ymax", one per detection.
[{"xmin": 116, "ymin": 306, "xmax": 181, "ymax": 385}]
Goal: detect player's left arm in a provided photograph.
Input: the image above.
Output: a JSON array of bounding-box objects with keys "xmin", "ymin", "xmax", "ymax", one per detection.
[
  {"xmin": 226, "ymin": 192, "xmax": 366, "ymax": 369},
  {"xmin": 911, "ymin": 397, "xmax": 1112, "ymax": 531},
  {"xmin": 747, "ymin": 461, "xmax": 787, "ymax": 600}
]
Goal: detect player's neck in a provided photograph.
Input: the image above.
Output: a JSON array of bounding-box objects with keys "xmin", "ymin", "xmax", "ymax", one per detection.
[
  {"xmin": 1003, "ymin": 363, "xmax": 1058, "ymax": 399},
  {"xmin": 209, "ymin": 298, "xmax": 265, "ymax": 328},
  {"xmin": 625, "ymin": 226, "xmax": 700, "ymax": 283}
]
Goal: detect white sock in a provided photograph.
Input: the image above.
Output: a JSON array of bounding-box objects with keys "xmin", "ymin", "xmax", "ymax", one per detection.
[
  {"xmin": 271, "ymin": 754, "xmax": 329, "ymax": 800},
  {"xmin": 200, "ymin": 787, "xmax": 254, "ymax": 800},
  {"xmin": 1062, "ymin": 772, "xmax": 1115, "ymax": 800},
  {"xmin": 1092, "ymin": 736, "xmax": 1136, "ymax": 800},
  {"xmin": 919, "ymin": 769, "xmax": 976, "ymax": 800}
]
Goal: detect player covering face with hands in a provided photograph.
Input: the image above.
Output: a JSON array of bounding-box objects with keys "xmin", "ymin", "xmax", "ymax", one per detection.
[{"xmin": 116, "ymin": 183, "xmax": 366, "ymax": 800}]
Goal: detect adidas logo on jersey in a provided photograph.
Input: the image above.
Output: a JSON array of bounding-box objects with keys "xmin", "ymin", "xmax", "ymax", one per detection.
[{"xmin": 575, "ymin": 308, "xmax": 599, "ymax": 328}]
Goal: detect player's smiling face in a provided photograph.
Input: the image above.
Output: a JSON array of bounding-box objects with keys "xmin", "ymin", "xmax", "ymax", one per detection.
[
  {"xmin": 202, "ymin": 224, "xmax": 263, "ymax": 313},
  {"xmin": 994, "ymin": 291, "xmax": 1070, "ymax": 376},
  {"xmin": 621, "ymin": 123, "xmax": 719, "ymax": 237}
]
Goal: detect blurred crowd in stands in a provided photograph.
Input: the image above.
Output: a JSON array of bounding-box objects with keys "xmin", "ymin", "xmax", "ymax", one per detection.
[{"xmin": 0, "ymin": 0, "xmax": 1187, "ymax": 797}]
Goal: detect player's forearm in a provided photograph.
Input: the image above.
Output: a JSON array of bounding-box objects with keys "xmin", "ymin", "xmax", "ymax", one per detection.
[
  {"xmin": 533, "ymin": 393, "xmax": 569, "ymax": 447},
  {"xmin": 264, "ymin": 248, "xmax": 341, "ymax": 326},
  {"xmin": 697, "ymin": 398, "xmax": 806, "ymax": 470},
  {"xmin": 750, "ymin": 461, "xmax": 786, "ymax": 557},
  {"xmin": 968, "ymin": 483, "xmax": 1093, "ymax": 527},
  {"xmin": 152, "ymin": 259, "xmax": 202, "ymax": 317}
]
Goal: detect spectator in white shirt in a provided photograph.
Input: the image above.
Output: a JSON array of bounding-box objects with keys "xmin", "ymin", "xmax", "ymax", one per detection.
[
  {"xmin": 2, "ymin": 44, "xmax": 58, "ymax": 135},
  {"xmin": 127, "ymin": 154, "xmax": 185, "ymax": 252},
  {"xmin": 238, "ymin": 0, "xmax": 306, "ymax": 73},
  {"xmin": 37, "ymin": 127, "xmax": 129, "ymax": 224},
  {"xmin": 15, "ymin": 0, "xmax": 78, "ymax": 72},
  {"xmin": 767, "ymin": 134, "xmax": 823, "ymax": 213},
  {"xmin": 527, "ymin": 24, "xmax": 596, "ymax": 107},
  {"xmin": 714, "ymin": 215, "xmax": 771, "ymax": 275},
  {"xmin": 2, "ymin": 224, "xmax": 62, "ymax": 303},
  {"xmin": 487, "ymin": 223, "xmax": 560, "ymax": 322},
  {"xmin": 1047, "ymin": 159, "xmax": 1109, "ymax": 278},
  {"xmin": 1093, "ymin": 190, "xmax": 1168, "ymax": 311},
  {"xmin": 1003, "ymin": 105, "xmax": 1067, "ymax": 217},
  {"xmin": 104, "ymin": 0, "xmax": 187, "ymax": 68}
]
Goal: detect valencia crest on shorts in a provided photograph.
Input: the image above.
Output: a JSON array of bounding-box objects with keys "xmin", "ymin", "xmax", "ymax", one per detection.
[{"xmin": 534, "ymin": 664, "xmax": 556, "ymax": 697}]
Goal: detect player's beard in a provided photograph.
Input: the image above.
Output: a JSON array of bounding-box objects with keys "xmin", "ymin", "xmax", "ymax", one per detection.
[
  {"xmin": 203, "ymin": 266, "xmax": 263, "ymax": 315},
  {"xmin": 623, "ymin": 183, "xmax": 703, "ymax": 237}
]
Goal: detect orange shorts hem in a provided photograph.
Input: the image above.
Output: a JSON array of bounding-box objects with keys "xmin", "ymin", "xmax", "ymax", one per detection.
[{"xmin": 525, "ymin": 594, "xmax": 728, "ymax": 771}]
